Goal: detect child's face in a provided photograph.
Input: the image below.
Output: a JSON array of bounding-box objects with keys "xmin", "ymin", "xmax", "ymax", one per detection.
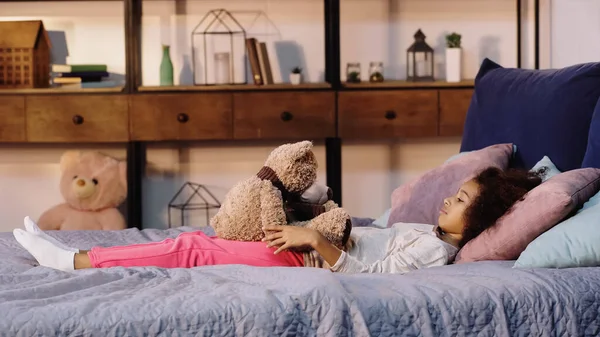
[{"xmin": 438, "ymin": 179, "xmax": 480, "ymax": 236}]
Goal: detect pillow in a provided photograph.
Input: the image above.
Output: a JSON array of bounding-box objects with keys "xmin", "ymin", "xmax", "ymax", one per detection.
[
  {"xmin": 461, "ymin": 58, "xmax": 600, "ymax": 172},
  {"xmin": 387, "ymin": 143, "xmax": 513, "ymax": 227},
  {"xmin": 372, "ymin": 208, "xmax": 391, "ymax": 228},
  {"xmin": 445, "ymin": 145, "xmax": 518, "ymax": 165},
  {"xmin": 455, "ymin": 168, "xmax": 600, "ymax": 263},
  {"xmin": 514, "ymin": 190, "xmax": 600, "ymax": 268},
  {"xmin": 531, "ymin": 155, "xmax": 561, "ymax": 182},
  {"xmin": 582, "ymin": 97, "xmax": 600, "ymax": 168}
]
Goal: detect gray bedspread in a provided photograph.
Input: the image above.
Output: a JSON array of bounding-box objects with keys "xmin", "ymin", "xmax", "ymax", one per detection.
[{"xmin": 1, "ymin": 226, "xmax": 600, "ymax": 337}]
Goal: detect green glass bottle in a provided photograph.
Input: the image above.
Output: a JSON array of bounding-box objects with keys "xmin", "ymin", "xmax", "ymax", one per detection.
[{"xmin": 160, "ymin": 45, "xmax": 174, "ymax": 86}]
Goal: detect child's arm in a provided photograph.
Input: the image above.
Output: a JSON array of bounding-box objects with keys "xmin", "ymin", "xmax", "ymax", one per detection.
[{"xmin": 262, "ymin": 225, "xmax": 343, "ymax": 267}]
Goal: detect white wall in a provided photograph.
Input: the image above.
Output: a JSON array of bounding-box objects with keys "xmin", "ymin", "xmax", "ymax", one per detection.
[
  {"xmin": 0, "ymin": 0, "xmax": 595, "ymax": 232},
  {"xmin": 549, "ymin": 0, "xmax": 600, "ymax": 68}
]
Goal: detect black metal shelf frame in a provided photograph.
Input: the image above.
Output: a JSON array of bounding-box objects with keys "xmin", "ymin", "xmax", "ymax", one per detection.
[{"xmin": 123, "ymin": 0, "xmax": 540, "ymax": 229}]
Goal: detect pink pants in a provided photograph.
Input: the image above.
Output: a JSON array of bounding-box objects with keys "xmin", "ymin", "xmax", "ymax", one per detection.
[{"xmin": 88, "ymin": 231, "xmax": 304, "ymax": 269}]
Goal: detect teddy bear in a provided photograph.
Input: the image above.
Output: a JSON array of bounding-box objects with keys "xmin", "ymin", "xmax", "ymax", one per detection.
[
  {"xmin": 211, "ymin": 141, "xmax": 352, "ymax": 250},
  {"xmin": 37, "ymin": 150, "xmax": 128, "ymax": 231}
]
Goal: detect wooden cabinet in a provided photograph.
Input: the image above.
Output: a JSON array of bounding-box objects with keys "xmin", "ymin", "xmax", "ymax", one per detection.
[
  {"xmin": 439, "ymin": 89, "xmax": 473, "ymax": 136},
  {"xmin": 129, "ymin": 93, "xmax": 232, "ymax": 141},
  {"xmin": 233, "ymin": 91, "xmax": 335, "ymax": 140},
  {"xmin": 0, "ymin": 96, "xmax": 26, "ymax": 142},
  {"xmin": 1, "ymin": 86, "xmax": 472, "ymax": 143},
  {"xmin": 338, "ymin": 90, "xmax": 438, "ymax": 139},
  {"xmin": 25, "ymin": 95, "xmax": 129, "ymax": 143}
]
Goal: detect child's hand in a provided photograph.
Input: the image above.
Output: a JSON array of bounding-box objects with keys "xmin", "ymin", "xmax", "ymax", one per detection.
[{"xmin": 262, "ymin": 225, "xmax": 323, "ymax": 254}]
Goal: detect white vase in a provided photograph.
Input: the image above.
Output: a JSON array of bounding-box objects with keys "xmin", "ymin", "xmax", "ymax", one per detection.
[
  {"xmin": 290, "ymin": 73, "xmax": 301, "ymax": 85},
  {"xmin": 445, "ymin": 48, "xmax": 462, "ymax": 82}
]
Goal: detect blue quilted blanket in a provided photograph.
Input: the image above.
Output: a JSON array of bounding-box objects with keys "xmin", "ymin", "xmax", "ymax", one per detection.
[{"xmin": 1, "ymin": 226, "xmax": 599, "ymax": 336}]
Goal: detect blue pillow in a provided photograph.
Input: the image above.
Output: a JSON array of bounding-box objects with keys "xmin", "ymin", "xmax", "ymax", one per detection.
[
  {"xmin": 461, "ymin": 58, "xmax": 600, "ymax": 172},
  {"xmin": 531, "ymin": 155, "xmax": 561, "ymax": 182},
  {"xmin": 582, "ymin": 97, "xmax": 600, "ymax": 168},
  {"xmin": 514, "ymin": 190, "xmax": 600, "ymax": 269},
  {"xmin": 372, "ymin": 208, "xmax": 391, "ymax": 228}
]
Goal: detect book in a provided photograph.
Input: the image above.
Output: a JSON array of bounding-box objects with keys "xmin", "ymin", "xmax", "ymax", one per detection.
[
  {"xmin": 53, "ymin": 77, "xmax": 82, "ymax": 84},
  {"xmin": 245, "ymin": 38, "xmax": 263, "ymax": 85},
  {"xmin": 58, "ymin": 71, "xmax": 109, "ymax": 78},
  {"xmin": 257, "ymin": 42, "xmax": 274, "ymax": 85},
  {"xmin": 51, "ymin": 64, "xmax": 108, "ymax": 73}
]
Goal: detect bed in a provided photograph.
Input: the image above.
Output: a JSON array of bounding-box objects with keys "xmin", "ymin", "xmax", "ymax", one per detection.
[
  {"xmin": 1, "ymin": 226, "xmax": 600, "ymax": 336},
  {"xmin": 4, "ymin": 58, "xmax": 600, "ymax": 336}
]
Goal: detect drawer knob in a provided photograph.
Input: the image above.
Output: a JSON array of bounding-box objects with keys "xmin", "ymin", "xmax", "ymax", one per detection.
[
  {"xmin": 384, "ymin": 110, "xmax": 397, "ymax": 120},
  {"xmin": 72, "ymin": 115, "xmax": 84, "ymax": 125},
  {"xmin": 177, "ymin": 113, "xmax": 189, "ymax": 123},
  {"xmin": 280, "ymin": 111, "xmax": 293, "ymax": 122}
]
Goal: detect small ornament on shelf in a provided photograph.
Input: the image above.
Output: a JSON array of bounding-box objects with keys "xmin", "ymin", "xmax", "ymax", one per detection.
[
  {"xmin": 168, "ymin": 182, "xmax": 221, "ymax": 228},
  {"xmin": 290, "ymin": 66, "xmax": 302, "ymax": 85},
  {"xmin": 346, "ymin": 62, "xmax": 361, "ymax": 83},
  {"xmin": 406, "ymin": 29, "xmax": 435, "ymax": 82},
  {"xmin": 369, "ymin": 62, "xmax": 384, "ymax": 83},
  {"xmin": 192, "ymin": 9, "xmax": 247, "ymax": 86},
  {"xmin": 445, "ymin": 32, "xmax": 462, "ymax": 83},
  {"xmin": 159, "ymin": 45, "xmax": 174, "ymax": 86}
]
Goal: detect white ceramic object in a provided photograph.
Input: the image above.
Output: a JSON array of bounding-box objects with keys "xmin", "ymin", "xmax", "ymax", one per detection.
[
  {"xmin": 290, "ymin": 73, "xmax": 301, "ymax": 85},
  {"xmin": 445, "ymin": 48, "xmax": 462, "ymax": 83}
]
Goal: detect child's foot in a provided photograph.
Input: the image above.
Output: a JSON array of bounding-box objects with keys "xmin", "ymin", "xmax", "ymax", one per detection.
[
  {"xmin": 13, "ymin": 228, "xmax": 75, "ymax": 272},
  {"xmin": 23, "ymin": 216, "xmax": 79, "ymax": 253}
]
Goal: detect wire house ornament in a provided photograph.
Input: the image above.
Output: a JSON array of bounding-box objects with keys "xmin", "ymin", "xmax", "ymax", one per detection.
[
  {"xmin": 191, "ymin": 8, "xmax": 248, "ymax": 85},
  {"xmin": 168, "ymin": 182, "xmax": 221, "ymax": 228}
]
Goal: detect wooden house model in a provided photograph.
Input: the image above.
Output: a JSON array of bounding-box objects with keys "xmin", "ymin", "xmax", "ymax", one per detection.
[{"xmin": 0, "ymin": 20, "xmax": 51, "ymax": 89}]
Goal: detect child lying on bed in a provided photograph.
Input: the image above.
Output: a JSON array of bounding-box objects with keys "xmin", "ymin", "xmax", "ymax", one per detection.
[{"xmin": 13, "ymin": 167, "xmax": 543, "ymax": 274}]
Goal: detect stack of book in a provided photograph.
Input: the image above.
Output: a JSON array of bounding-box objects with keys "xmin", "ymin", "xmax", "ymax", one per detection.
[
  {"xmin": 245, "ymin": 38, "xmax": 274, "ymax": 86},
  {"xmin": 51, "ymin": 64, "xmax": 116, "ymax": 89}
]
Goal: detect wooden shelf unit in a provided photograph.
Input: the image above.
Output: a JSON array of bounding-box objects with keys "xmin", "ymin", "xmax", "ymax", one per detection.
[{"xmin": 0, "ymin": 0, "xmax": 539, "ymax": 229}]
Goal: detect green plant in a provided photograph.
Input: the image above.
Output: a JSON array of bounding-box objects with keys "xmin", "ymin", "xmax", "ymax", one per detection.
[
  {"xmin": 446, "ymin": 32, "xmax": 462, "ymax": 48},
  {"xmin": 291, "ymin": 67, "xmax": 302, "ymax": 74},
  {"xmin": 347, "ymin": 71, "xmax": 361, "ymax": 83}
]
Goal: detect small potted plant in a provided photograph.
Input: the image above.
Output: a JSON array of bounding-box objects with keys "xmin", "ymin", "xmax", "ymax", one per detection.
[
  {"xmin": 445, "ymin": 32, "xmax": 462, "ymax": 83},
  {"xmin": 290, "ymin": 67, "xmax": 302, "ymax": 85}
]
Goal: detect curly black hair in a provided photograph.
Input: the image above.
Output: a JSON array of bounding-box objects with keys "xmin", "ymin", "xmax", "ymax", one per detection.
[{"xmin": 458, "ymin": 166, "xmax": 546, "ymax": 248}]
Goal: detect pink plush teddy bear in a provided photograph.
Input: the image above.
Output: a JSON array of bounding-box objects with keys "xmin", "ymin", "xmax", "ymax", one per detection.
[{"xmin": 37, "ymin": 150, "xmax": 128, "ymax": 231}]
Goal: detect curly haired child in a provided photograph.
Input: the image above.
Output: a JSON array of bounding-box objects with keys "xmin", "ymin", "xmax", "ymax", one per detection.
[{"xmin": 13, "ymin": 166, "xmax": 544, "ymax": 274}]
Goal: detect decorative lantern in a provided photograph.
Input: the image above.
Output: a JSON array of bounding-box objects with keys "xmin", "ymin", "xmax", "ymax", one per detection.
[
  {"xmin": 168, "ymin": 182, "xmax": 221, "ymax": 228},
  {"xmin": 406, "ymin": 29, "xmax": 434, "ymax": 82},
  {"xmin": 192, "ymin": 9, "xmax": 247, "ymax": 85}
]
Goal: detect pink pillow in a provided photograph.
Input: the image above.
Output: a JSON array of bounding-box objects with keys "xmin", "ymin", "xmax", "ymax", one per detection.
[
  {"xmin": 455, "ymin": 167, "xmax": 600, "ymax": 263},
  {"xmin": 387, "ymin": 143, "xmax": 513, "ymax": 227}
]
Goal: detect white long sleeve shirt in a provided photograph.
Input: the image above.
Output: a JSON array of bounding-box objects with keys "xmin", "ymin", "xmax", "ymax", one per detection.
[{"xmin": 329, "ymin": 223, "xmax": 458, "ymax": 274}]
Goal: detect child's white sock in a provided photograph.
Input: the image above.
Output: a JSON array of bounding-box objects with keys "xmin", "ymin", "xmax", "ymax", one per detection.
[
  {"xmin": 23, "ymin": 216, "xmax": 79, "ymax": 253},
  {"xmin": 13, "ymin": 228, "xmax": 75, "ymax": 272}
]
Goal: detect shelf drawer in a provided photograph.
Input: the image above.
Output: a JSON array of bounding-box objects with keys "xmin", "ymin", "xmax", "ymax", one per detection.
[
  {"xmin": 338, "ymin": 90, "xmax": 438, "ymax": 139},
  {"xmin": 0, "ymin": 96, "xmax": 26, "ymax": 142},
  {"xmin": 439, "ymin": 89, "xmax": 473, "ymax": 136},
  {"xmin": 233, "ymin": 91, "xmax": 335, "ymax": 140},
  {"xmin": 26, "ymin": 95, "xmax": 129, "ymax": 143},
  {"xmin": 130, "ymin": 93, "xmax": 232, "ymax": 141}
]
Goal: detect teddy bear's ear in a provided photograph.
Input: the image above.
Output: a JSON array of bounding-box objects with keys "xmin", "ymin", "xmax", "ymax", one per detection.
[
  {"xmin": 118, "ymin": 161, "xmax": 127, "ymax": 190},
  {"xmin": 59, "ymin": 151, "xmax": 82, "ymax": 172},
  {"xmin": 291, "ymin": 140, "xmax": 313, "ymax": 158}
]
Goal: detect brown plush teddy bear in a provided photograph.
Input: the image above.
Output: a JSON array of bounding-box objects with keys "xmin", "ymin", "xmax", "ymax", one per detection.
[
  {"xmin": 37, "ymin": 150, "xmax": 128, "ymax": 231},
  {"xmin": 211, "ymin": 141, "xmax": 352, "ymax": 250}
]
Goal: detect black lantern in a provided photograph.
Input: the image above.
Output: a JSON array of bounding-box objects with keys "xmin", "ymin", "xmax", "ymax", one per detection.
[
  {"xmin": 192, "ymin": 9, "xmax": 247, "ymax": 85},
  {"xmin": 406, "ymin": 29, "xmax": 434, "ymax": 82}
]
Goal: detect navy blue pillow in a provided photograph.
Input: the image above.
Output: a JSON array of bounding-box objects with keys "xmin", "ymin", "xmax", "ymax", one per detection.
[
  {"xmin": 582, "ymin": 98, "xmax": 600, "ymax": 168},
  {"xmin": 461, "ymin": 58, "xmax": 600, "ymax": 171}
]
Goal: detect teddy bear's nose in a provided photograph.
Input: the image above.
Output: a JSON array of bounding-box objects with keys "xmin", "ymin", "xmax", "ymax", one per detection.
[{"xmin": 76, "ymin": 179, "xmax": 86, "ymax": 186}]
